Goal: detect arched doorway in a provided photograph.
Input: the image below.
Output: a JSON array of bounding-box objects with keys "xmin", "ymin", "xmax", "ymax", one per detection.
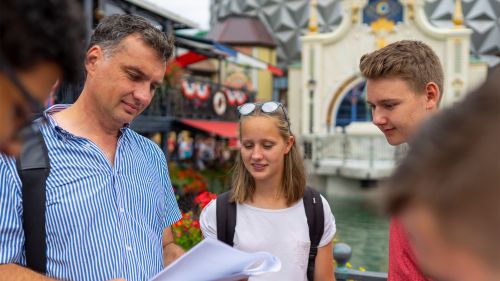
[
  {"xmin": 326, "ymin": 76, "xmax": 372, "ymax": 131},
  {"xmin": 335, "ymin": 80, "xmax": 371, "ymax": 128}
]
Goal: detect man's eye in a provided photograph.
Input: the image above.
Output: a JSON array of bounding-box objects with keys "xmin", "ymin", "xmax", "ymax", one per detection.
[
  {"xmin": 128, "ymin": 72, "xmax": 140, "ymax": 81},
  {"xmin": 384, "ymin": 103, "xmax": 397, "ymax": 109}
]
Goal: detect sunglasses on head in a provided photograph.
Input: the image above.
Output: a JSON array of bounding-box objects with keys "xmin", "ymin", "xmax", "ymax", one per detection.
[{"xmin": 237, "ymin": 101, "xmax": 291, "ymax": 130}]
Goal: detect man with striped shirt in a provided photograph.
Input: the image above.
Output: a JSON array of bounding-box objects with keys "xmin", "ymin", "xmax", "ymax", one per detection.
[{"xmin": 0, "ymin": 14, "xmax": 182, "ymax": 280}]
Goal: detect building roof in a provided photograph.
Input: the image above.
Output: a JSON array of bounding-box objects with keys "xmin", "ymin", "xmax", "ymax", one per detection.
[
  {"xmin": 186, "ymin": 59, "xmax": 217, "ymax": 73},
  {"xmin": 124, "ymin": 0, "xmax": 199, "ymax": 29},
  {"xmin": 207, "ymin": 16, "xmax": 277, "ymax": 48},
  {"xmin": 211, "ymin": 0, "xmax": 500, "ymax": 68}
]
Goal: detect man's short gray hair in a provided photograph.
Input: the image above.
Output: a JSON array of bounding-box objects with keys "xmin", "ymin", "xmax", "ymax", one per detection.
[{"xmin": 89, "ymin": 14, "xmax": 174, "ymax": 62}]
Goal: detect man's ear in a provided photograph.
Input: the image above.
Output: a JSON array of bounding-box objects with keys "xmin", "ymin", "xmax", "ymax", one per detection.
[
  {"xmin": 425, "ymin": 82, "xmax": 441, "ymax": 110},
  {"xmin": 85, "ymin": 45, "xmax": 104, "ymax": 75}
]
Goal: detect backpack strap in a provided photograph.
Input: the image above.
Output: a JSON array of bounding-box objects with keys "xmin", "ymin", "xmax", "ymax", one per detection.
[
  {"xmin": 303, "ymin": 186, "xmax": 325, "ymax": 281},
  {"xmin": 216, "ymin": 191, "xmax": 236, "ymax": 247},
  {"xmin": 16, "ymin": 125, "xmax": 50, "ymax": 274}
]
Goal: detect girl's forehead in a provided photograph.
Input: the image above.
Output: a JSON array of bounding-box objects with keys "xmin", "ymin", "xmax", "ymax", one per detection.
[
  {"xmin": 241, "ymin": 116, "xmax": 279, "ymax": 130},
  {"xmin": 241, "ymin": 115, "xmax": 277, "ymax": 124},
  {"xmin": 240, "ymin": 117, "xmax": 282, "ymax": 137}
]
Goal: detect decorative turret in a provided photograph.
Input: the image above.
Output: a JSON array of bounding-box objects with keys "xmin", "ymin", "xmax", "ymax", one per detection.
[
  {"xmin": 452, "ymin": 0, "xmax": 464, "ymax": 28},
  {"xmin": 308, "ymin": 0, "xmax": 319, "ymax": 34}
]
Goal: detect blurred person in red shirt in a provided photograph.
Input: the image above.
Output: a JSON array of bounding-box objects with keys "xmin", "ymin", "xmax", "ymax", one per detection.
[{"xmin": 384, "ymin": 72, "xmax": 500, "ymax": 281}]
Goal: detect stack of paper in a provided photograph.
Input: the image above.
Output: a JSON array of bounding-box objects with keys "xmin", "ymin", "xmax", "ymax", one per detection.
[{"xmin": 150, "ymin": 238, "xmax": 281, "ymax": 281}]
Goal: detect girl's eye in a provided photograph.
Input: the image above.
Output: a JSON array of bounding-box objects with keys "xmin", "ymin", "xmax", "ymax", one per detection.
[
  {"xmin": 263, "ymin": 143, "xmax": 274, "ymax": 149},
  {"xmin": 243, "ymin": 144, "xmax": 253, "ymax": 149}
]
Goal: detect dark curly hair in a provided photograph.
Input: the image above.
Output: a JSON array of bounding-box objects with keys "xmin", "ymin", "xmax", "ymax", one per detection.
[{"xmin": 0, "ymin": 0, "xmax": 86, "ymax": 82}]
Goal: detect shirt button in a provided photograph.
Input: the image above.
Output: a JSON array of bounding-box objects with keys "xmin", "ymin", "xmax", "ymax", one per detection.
[
  {"xmin": 126, "ymin": 245, "xmax": 132, "ymax": 252},
  {"xmin": 119, "ymin": 207, "xmax": 125, "ymax": 213}
]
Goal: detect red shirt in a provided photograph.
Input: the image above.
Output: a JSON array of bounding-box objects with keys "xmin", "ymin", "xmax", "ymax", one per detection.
[{"xmin": 388, "ymin": 218, "xmax": 431, "ymax": 281}]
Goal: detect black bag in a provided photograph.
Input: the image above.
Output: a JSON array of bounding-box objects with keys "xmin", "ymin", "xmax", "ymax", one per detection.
[
  {"xmin": 216, "ymin": 186, "xmax": 324, "ymax": 281},
  {"xmin": 16, "ymin": 125, "xmax": 50, "ymax": 274}
]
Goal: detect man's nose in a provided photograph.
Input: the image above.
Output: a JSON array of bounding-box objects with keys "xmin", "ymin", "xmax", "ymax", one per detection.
[{"xmin": 133, "ymin": 83, "xmax": 153, "ymax": 104}]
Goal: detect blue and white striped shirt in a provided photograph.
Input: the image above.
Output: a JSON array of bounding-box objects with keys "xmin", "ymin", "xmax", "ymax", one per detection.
[{"xmin": 0, "ymin": 105, "xmax": 181, "ymax": 280}]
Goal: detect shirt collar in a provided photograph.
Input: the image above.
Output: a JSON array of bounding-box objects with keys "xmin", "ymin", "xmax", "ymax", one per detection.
[{"xmin": 43, "ymin": 104, "xmax": 130, "ymax": 137}]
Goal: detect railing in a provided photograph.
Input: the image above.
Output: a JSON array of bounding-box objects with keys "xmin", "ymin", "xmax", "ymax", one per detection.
[
  {"xmin": 302, "ymin": 134, "xmax": 406, "ymax": 179},
  {"xmin": 143, "ymin": 77, "xmax": 256, "ymax": 121},
  {"xmin": 334, "ymin": 243, "xmax": 387, "ymax": 281},
  {"xmin": 55, "ymin": 77, "xmax": 255, "ymax": 122}
]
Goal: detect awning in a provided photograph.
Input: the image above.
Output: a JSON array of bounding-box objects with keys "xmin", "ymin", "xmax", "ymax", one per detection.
[
  {"xmin": 174, "ymin": 33, "xmax": 283, "ymax": 76},
  {"xmin": 180, "ymin": 119, "xmax": 239, "ymax": 139}
]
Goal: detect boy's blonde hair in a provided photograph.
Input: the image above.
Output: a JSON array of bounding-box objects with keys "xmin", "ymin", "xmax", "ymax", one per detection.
[{"xmin": 360, "ymin": 40, "xmax": 444, "ymax": 103}]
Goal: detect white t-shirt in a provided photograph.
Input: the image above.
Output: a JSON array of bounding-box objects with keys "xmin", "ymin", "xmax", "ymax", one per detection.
[{"xmin": 200, "ymin": 195, "xmax": 336, "ymax": 281}]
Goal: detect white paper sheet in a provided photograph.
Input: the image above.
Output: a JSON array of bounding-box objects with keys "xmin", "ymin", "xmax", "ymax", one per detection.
[{"xmin": 150, "ymin": 238, "xmax": 281, "ymax": 281}]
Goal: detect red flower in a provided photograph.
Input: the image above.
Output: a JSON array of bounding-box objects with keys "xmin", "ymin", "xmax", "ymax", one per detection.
[
  {"xmin": 192, "ymin": 220, "xmax": 200, "ymax": 229},
  {"xmin": 195, "ymin": 191, "xmax": 217, "ymax": 209}
]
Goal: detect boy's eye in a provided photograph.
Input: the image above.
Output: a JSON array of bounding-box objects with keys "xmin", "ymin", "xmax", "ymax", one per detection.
[{"xmin": 383, "ymin": 103, "xmax": 397, "ymax": 109}]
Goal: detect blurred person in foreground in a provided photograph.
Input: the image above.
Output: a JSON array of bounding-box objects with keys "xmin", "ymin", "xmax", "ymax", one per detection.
[
  {"xmin": 360, "ymin": 40, "xmax": 443, "ymax": 280},
  {"xmin": 383, "ymin": 73, "xmax": 500, "ymax": 281},
  {"xmin": 0, "ymin": 0, "xmax": 85, "ymax": 156},
  {"xmin": 0, "ymin": 14, "xmax": 183, "ymax": 280}
]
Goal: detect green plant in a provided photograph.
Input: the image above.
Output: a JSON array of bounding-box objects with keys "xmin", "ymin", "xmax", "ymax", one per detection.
[
  {"xmin": 172, "ymin": 211, "xmax": 202, "ymax": 250},
  {"xmin": 164, "ymin": 61, "xmax": 183, "ymax": 87}
]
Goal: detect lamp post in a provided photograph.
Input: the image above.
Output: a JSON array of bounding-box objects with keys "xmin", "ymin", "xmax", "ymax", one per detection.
[{"xmin": 307, "ymin": 79, "xmax": 316, "ymax": 134}]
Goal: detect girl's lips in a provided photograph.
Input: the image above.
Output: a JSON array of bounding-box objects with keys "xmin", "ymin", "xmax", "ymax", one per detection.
[{"xmin": 251, "ymin": 163, "xmax": 267, "ymax": 171}]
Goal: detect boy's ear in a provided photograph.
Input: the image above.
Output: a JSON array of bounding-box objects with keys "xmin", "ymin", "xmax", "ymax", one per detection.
[{"xmin": 425, "ymin": 82, "xmax": 441, "ymax": 110}]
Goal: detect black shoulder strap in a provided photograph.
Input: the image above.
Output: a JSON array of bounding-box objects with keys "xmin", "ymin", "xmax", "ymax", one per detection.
[
  {"xmin": 16, "ymin": 125, "xmax": 50, "ymax": 274},
  {"xmin": 216, "ymin": 191, "xmax": 236, "ymax": 247},
  {"xmin": 303, "ymin": 186, "xmax": 324, "ymax": 281}
]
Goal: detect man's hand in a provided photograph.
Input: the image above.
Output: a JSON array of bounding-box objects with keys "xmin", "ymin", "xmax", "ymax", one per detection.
[{"xmin": 162, "ymin": 227, "xmax": 185, "ymax": 266}]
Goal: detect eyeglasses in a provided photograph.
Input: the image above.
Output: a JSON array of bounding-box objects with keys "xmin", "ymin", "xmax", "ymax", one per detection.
[
  {"xmin": 0, "ymin": 52, "xmax": 44, "ymax": 115},
  {"xmin": 237, "ymin": 101, "xmax": 290, "ymax": 130},
  {"xmin": 0, "ymin": 52, "xmax": 45, "ymax": 135}
]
